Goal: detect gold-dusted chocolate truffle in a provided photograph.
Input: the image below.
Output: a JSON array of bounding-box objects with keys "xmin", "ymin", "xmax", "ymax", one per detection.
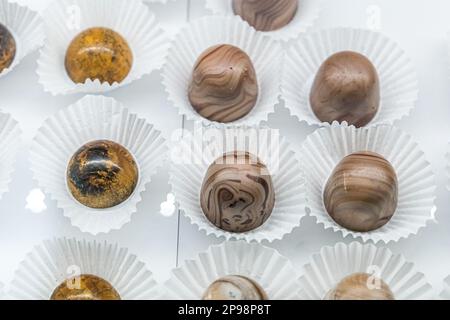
[
  {"xmin": 66, "ymin": 140, "xmax": 139, "ymax": 209},
  {"xmin": 232, "ymin": 0, "xmax": 298, "ymax": 32},
  {"xmin": 51, "ymin": 274, "xmax": 121, "ymax": 300},
  {"xmin": 324, "ymin": 273, "xmax": 394, "ymax": 300},
  {"xmin": 65, "ymin": 27, "xmax": 133, "ymax": 85},
  {"xmin": 203, "ymin": 275, "xmax": 268, "ymax": 300},
  {"xmin": 188, "ymin": 44, "xmax": 258, "ymax": 123},
  {"xmin": 324, "ymin": 151, "xmax": 398, "ymax": 232},
  {"xmin": 310, "ymin": 51, "xmax": 380, "ymax": 128},
  {"xmin": 200, "ymin": 151, "xmax": 275, "ymax": 233},
  {"xmin": 0, "ymin": 23, "xmax": 16, "ymax": 73}
]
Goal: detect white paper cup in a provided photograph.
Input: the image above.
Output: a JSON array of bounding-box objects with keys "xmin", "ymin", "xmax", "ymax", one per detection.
[
  {"xmin": 162, "ymin": 15, "xmax": 283, "ymax": 127},
  {"xmin": 302, "ymin": 122, "xmax": 436, "ymax": 243},
  {"xmin": 30, "ymin": 95, "xmax": 167, "ymax": 235},
  {"xmin": 205, "ymin": 0, "xmax": 322, "ymax": 42},
  {"xmin": 9, "ymin": 238, "xmax": 161, "ymax": 300},
  {"xmin": 164, "ymin": 241, "xmax": 301, "ymax": 300},
  {"xmin": 282, "ymin": 28, "xmax": 418, "ymax": 127},
  {"xmin": 441, "ymin": 276, "xmax": 450, "ymax": 300},
  {"xmin": 37, "ymin": 0, "xmax": 169, "ymax": 95}
]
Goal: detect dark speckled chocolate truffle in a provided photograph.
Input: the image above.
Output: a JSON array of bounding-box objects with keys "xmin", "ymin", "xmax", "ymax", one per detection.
[
  {"xmin": 51, "ymin": 274, "xmax": 121, "ymax": 300},
  {"xmin": 0, "ymin": 23, "xmax": 16, "ymax": 73}
]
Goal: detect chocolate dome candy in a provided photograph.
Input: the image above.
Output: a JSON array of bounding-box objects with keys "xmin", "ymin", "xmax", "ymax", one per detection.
[
  {"xmin": 0, "ymin": 23, "xmax": 16, "ymax": 73},
  {"xmin": 310, "ymin": 51, "xmax": 380, "ymax": 128},
  {"xmin": 325, "ymin": 273, "xmax": 394, "ymax": 300},
  {"xmin": 51, "ymin": 274, "xmax": 121, "ymax": 300},
  {"xmin": 203, "ymin": 275, "xmax": 268, "ymax": 300},
  {"xmin": 200, "ymin": 151, "xmax": 275, "ymax": 233},
  {"xmin": 65, "ymin": 27, "xmax": 133, "ymax": 85},
  {"xmin": 67, "ymin": 140, "xmax": 139, "ymax": 209},
  {"xmin": 324, "ymin": 151, "xmax": 398, "ymax": 232},
  {"xmin": 232, "ymin": 0, "xmax": 298, "ymax": 32},
  {"xmin": 188, "ymin": 44, "xmax": 258, "ymax": 123}
]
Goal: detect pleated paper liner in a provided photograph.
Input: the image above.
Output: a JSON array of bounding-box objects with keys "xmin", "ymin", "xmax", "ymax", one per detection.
[
  {"xmin": 440, "ymin": 276, "xmax": 450, "ymax": 300},
  {"xmin": 298, "ymin": 242, "xmax": 433, "ymax": 300},
  {"xmin": 0, "ymin": 0, "xmax": 44, "ymax": 78},
  {"xmin": 37, "ymin": 0, "xmax": 169, "ymax": 95},
  {"xmin": 282, "ymin": 27, "xmax": 418, "ymax": 127},
  {"xmin": 169, "ymin": 125, "xmax": 306, "ymax": 242},
  {"xmin": 302, "ymin": 122, "xmax": 436, "ymax": 243},
  {"xmin": 161, "ymin": 15, "xmax": 283, "ymax": 127},
  {"xmin": 205, "ymin": 0, "xmax": 322, "ymax": 42},
  {"xmin": 164, "ymin": 241, "xmax": 301, "ymax": 300},
  {"xmin": 29, "ymin": 95, "xmax": 167, "ymax": 235},
  {"xmin": 9, "ymin": 238, "xmax": 161, "ymax": 300}
]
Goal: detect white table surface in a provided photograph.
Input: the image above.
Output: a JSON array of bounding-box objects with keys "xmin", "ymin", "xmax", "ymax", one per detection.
[{"xmin": 1, "ymin": 0, "xmax": 450, "ymax": 299}]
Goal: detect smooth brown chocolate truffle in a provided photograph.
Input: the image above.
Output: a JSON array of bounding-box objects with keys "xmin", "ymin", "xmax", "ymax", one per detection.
[
  {"xmin": 324, "ymin": 151, "xmax": 398, "ymax": 232},
  {"xmin": 203, "ymin": 275, "xmax": 268, "ymax": 300},
  {"xmin": 67, "ymin": 140, "xmax": 139, "ymax": 209},
  {"xmin": 51, "ymin": 274, "xmax": 121, "ymax": 300},
  {"xmin": 65, "ymin": 27, "xmax": 133, "ymax": 85},
  {"xmin": 0, "ymin": 23, "xmax": 16, "ymax": 73},
  {"xmin": 188, "ymin": 44, "xmax": 258, "ymax": 123},
  {"xmin": 232, "ymin": 0, "xmax": 298, "ymax": 31},
  {"xmin": 200, "ymin": 151, "xmax": 275, "ymax": 233},
  {"xmin": 324, "ymin": 273, "xmax": 394, "ymax": 300},
  {"xmin": 310, "ymin": 51, "xmax": 380, "ymax": 128}
]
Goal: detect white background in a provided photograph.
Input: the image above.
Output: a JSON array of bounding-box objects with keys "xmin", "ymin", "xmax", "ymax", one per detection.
[{"xmin": 1, "ymin": 0, "xmax": 450, "ymax": 298}]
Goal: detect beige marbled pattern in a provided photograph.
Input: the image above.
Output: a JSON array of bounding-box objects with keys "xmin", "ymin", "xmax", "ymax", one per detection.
[{"xmin": 203, "ymin": 275, "xmax": 268, "ymax": 300}]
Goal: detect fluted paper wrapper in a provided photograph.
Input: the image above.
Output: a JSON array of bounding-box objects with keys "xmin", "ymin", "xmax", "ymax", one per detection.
[
  {"xmin": 30, "ymin": 95, "xmax": 167, "ymax": 235},
  {"xmin": 10, "ymin": 238, "xmax": 161, "ymax": 300},
  {"xmin": 441, "ymin": 276, "xmax": 450, "ymax": 300},
  {"xmin": 282, "ymin": 28, "xmax": 418, "ymax": 127},
  {"xmin": 302, "ymin": 122, "xmax": 436, "ymax": 243}
]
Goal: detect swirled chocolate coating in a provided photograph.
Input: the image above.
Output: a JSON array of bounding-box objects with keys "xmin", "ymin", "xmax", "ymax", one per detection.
[
  {"xmin": 188, "ymin": 44, "xmax": 258, "ymax": 123},
  {"xmin": 232, "ymin": 0, "xmax": 298, "ymax": 31},
  {"xmin": 0, "ymin": 23, "xmax": 16, "ymax": 73},
  {"xmin": 310, "ymin": 51, "xmax": 380, "ymax": 128},
  {"xmin": 203, "ymin": 275, "xmax": 268, "ymax": 300},
  {"xmin": 67, "ymin": 140, "xmax": 139, "ymax": 209},
  {"xmin": 65, "ymin": 27, "xmax": 133, "ymax": 85},
  {"xmin": 51, "ymin": 274, "xmax": 121, "ymax": 300},
  {"xmin": 324, "ymin": 151, "xmax": 398, "ymax": 232},
  {"xmin": 200, "ymin": 151, "xmax": 275, "ymax": 233},
  {"xmin": 324, "ymin": 273, "xmax": 394, "ymax": 300}
]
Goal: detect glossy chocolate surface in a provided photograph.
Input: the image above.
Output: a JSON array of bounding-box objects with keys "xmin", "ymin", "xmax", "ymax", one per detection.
[
  {"xmin": 0, "ymin": 23, "xmax": 16, "ymax": 73},
  {"xmin": 51, "ymin": 274, "xmax": 121, "ymax": 300},
  {"xmin": 203, "ymin": 275, "xmax": 268, "ymax": 300},
  {"xmin": 325, "ymin": 273, "xmax": 394, "ymax": 300}
]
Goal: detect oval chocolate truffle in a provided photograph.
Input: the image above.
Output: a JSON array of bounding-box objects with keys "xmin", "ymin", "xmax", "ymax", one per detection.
[
  {"xmin": 310, "ymin": 51, "xmax": 380, "ymax": 128},
  {"xmin": 188, "ymin": 44, "xmax": 258, "ymax": 123},
  {"xmin": 232, "ymin": 0, "xmax": 298, "ymax": 32},
  {"xmin": 50, "ymin": 274, "xmax": 121, "ymax": 300},
  {"xmin": 66, "ymin": 140, "xmax": 139, "ymax": 209},
  {"xmin": 323, "ymin": 151, "xmax": 398, "ymax": 232},
  {"xmin": 65, "ymin": 27, "xmax": 133, "ymax": 85},
  {"xmin": 203, "ymin": 275, "xmax": 268, "ymax": 300},
  {"xmin": 324, "ymin": 273, "xmax": 394, "ymax": 300},
  {"xmin": 200, "ymin": 151, "xmax": 275, "ymax": 233},
  {"xmin": 0, "ymin": 23, "xmax": 16, "ymax": 73}
]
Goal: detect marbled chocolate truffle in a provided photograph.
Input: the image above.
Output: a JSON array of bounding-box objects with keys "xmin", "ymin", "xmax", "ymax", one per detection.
[
  {"xmin": 203, "ymin": 275, "xmax": 268, "ymax": 300},
  {"xmin": 232, "ymin": 0, "xmax": 298, "ymax": 32},
  {"xmin": 324, "ymin": 273, "xmax": 394, "ymax": 300},
  {"xmin": 0, "ymin": 23, "xmax": 16, "ymax": 73},
  {"xmin": 67, "ymin": 140, "xmax": 139, "ymax": 209},
  {"xmin": 200, "ymin": 151, "xmax": 275, "ymax": 233},
  {"xmin": 51, "ymin": 274, "xmax": 121, "ymax": 300},
  {"xmin": 65, "ymin": 27, "xmax": 133, "ymax": 85},
  {"xmin": 188, "ymin": 44, "xmax": 258, "ymax": 123},
  {"xmin": 310, "ymin": 51, "xmax": 380, "ymax": 128},
  {"xmin": 324, "ymin": 151, "xmax": 398, "ymax": 232}
]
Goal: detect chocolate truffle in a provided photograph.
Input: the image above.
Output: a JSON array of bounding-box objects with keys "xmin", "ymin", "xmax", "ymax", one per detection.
[
  {"xmin": 232, "ymin": 0, "xmax": 298, "ymax": 32},
  {"xmin": 324, "ymin": 151, "xmax": 398, "ymax": 232},
  {"xmin": 66, "ymin": 140, "xmax": 138, "ymax": 209},
  {"xmin": 200, "ymin": 151, "xmax": 275, "ymax": 233},
  {"xmin": 324, "ymin": 273, "xmax": 394, "ymax": 300},
  {"xmin": 188, "ymin": 44, "xmax": 258, "ymax": 123},
  {"xmin": 0, "ymin": 23, "xmax": 16, "ymax": 73},
  {"xmin": 51, "ymin": 274, "xmax": 121, "ymax": 300},
  {"xmin": 65, "ymin": 27, "xmax": 133, "ymax": 85},
  {"xmin": 310, "ymin": 51, "xmax": 380, "ymax": 128},
  {"xmin": 203, "ymin": 275, "xmax": 268, "ymax": 300}
]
